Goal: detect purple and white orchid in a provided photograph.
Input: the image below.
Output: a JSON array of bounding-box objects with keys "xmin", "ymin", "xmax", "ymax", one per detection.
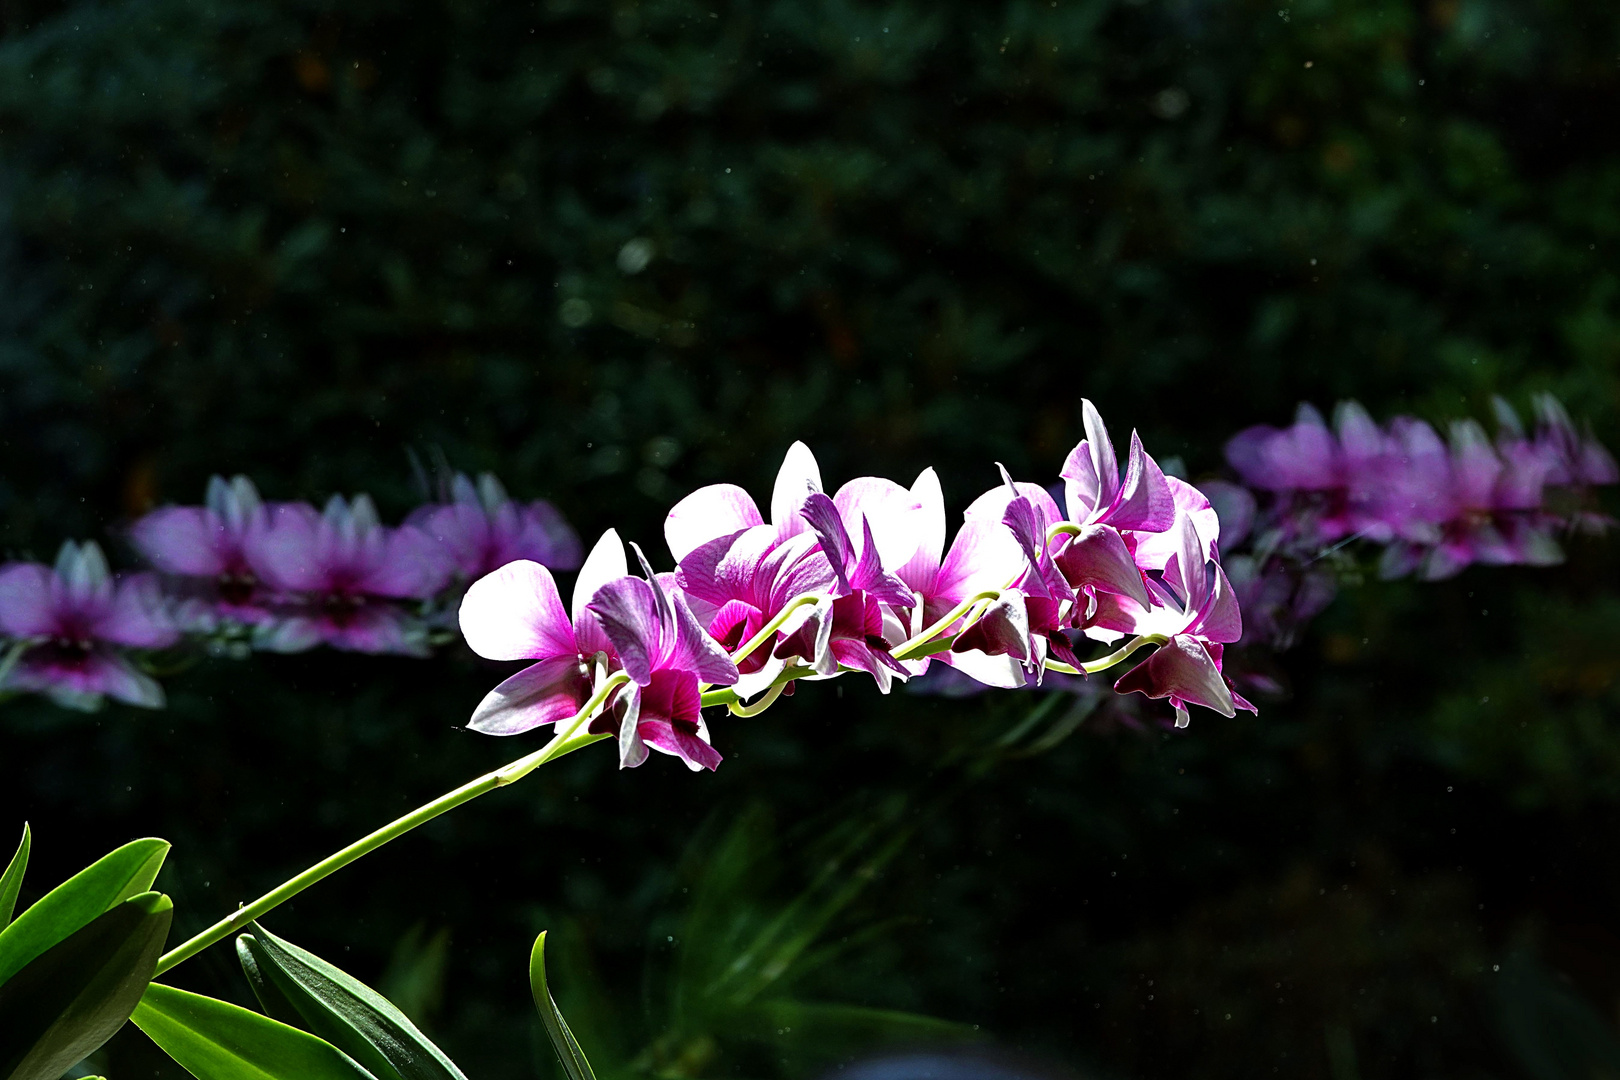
[
  {"xmin": 130, "ymin": 475, "xmax": 293, "ymax": 627},
  {"xmin": 459, "ymin": 531, "xmax": 739, "ymax": 771},
  {"xmin": 408, "ymin": 472, "xmax": 583, "ymax": 582},
  {"xmin": 249, "ymin": 494, "xmax": 454, "ymax": 655},
  {"xmin": 459, "ymin": 529, "xmax": 628, "ymax": 737},
  {"xmin": 0, "ymin": 541, "xmax": 179, "ymax": 709}
]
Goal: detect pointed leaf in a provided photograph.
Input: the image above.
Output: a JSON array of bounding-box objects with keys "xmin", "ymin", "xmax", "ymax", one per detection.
[
  {"xmin": 0, "ymin": 824, "xmax": 29, "ymax": 932},
  {"xmin": 235, "ymin": 937, "xmax": 306, "ymax": 1029},
  {"xmin": 0, "ymin": 837, "xmax": 169, "ymax": 988},
  {"xmin": 235, "ymin": 925, "xmax": 467, "ymax": 1080},
  {"xmin": 130, "ymin": 983, "xmax": 379, "ymax": 1080},
  {"xmin": 529, "ymin": 932, "xmax": 596, "ymax": 1080},
  {"xmin": 0, "ymin": 891, "xmax": 173, "ymax": 1080}
]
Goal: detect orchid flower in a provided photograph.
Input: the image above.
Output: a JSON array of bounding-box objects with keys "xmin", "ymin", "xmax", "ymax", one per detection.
[
  {"xmin": 666, "ymin": 450, "xmax": 839, "ymax": 699},
  {"xmin": 586, "ymin": 546, "xmax": 740, "ymax": 770},
  {"xmin": 884, "ymin": 467, "xmax": 1034, "ymax": 688},
  {"xmin": 249, "ymin": 494, "xmax": 454, "ymax": 655},
  {"xmin": 130, "ymin": 475, "xmax": 291, "ymax": 626},
  {"xmin": 0, "ymin": 541, "xmax": 178, "ymax": 710},
  {"xmin": 461, "ymin": 531, "xmax": 739, "ymax": 771},
  {"xmin": 459, "ymin": 529, "xmax": 628, "ymax": 736},
  {"xmin": 1108, "ymin": 514, "xmax": 1253, "ymax": 727},
  {"xmin": 667, "ymin": 442, "xmax": 922, "ymax": 698},
  {"xmin": 408, "ymin": 472, "xmax": 583, "ymax": 581}
]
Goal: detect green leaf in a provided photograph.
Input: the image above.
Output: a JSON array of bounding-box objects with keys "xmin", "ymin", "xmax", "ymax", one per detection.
[
  {"xmin": 529, "ymin": 932, "xmax": 596, "ymax": 1080},
  {"xmin": 130, "ymin": 983, "xmax": 380, "ymax": 1080},
  {"xmin": 0, "ymin": 890, "xmax": 173, "ymax": 1080},
  {"xmin": 234, "ymin": 924, "xmax": 467, "ymax": 1080},
  {"xmin": 234, "ymin": 937, "xmax": 305, "ymax": 1029},
  {"xmin": 0, "ymin": 837, "xmax": 169, "ymax": 989},
  {"xmin": 0, "ymin": 824, "xmax": 29, "ymax": 932}
]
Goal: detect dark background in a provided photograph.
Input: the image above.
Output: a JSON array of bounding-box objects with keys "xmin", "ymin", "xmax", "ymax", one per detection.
[{"xmin": 1, "ymin": 0, "xmax": 1619, "ymax": 1075}]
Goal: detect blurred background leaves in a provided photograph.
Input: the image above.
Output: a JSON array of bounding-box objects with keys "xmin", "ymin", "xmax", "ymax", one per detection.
[{"xmin": 0, "ymin": 0, "xmax": 1618, "ymax": 1075}]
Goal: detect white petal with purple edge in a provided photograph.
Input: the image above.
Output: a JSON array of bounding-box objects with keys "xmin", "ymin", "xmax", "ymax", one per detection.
[
  {"xmin": 460, "ymin": 560, "xmax": 578, "ymax": 661},
  {"xmin": 572, "ymin": 529, "xmax": 629, "ymax": 622},
  {"xmin": 770, "ymin": 441, "xmax": 823, "ymax": 539},
  {"xmin": 468, "ymin": 655, "xmax": 590, "ymax": 735},
  {"xmin": 665, "ymin": 484, "xmax": 764, "ymax": 565}
]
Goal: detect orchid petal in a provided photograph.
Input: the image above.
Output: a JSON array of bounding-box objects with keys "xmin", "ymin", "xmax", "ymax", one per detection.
[
  {"xmin": 1060, "ymin": 440, "xmax": 1104, "ymax": 524},
  {"xmin": 614, "ymin": 682, "xmax": 649, "ymax": 768},
  {"xmin": 800, "ymin": 491, "xmax": 855, "ymax": 595},
  {"xmin": 572, "ymin": 529, "xmax": 629, "ymax": 622},
  {"xmin": 467, "ymin": 656, "xmax": 591, "ymax": 735},
  {"xmin": 1053, "ymin": 524, "xmax": 1151, "ymax": 608},
  {"xmin": 770, "ymin": 441, "xmax": 823, "ymax": 539},
  {"xmin": 665, "ymin": 591, "xmax": 741, "ymax": 686},
  {"xmin": 588, "ymin": 576, "xmax": 661, "ymax": 685},
  {"xmin": 1106, "ymin": 432, "xmax": 1177, "ymax": 532},
  {"xmin": 951, "ymin": 592, "xmax": 1030, "ymax": 661},
  {"xmin": 665, "ymin": 484, "xmax": 764, "ymax": 564},
  {"xmin": 1113, "ymin": 635, "xmax": 1236, "ymax": 718},
  {"xmin": 940, "ymin": 648, "xmax": 1029, "ymax": 689},
  {"xmin": 847, "ymin": 514, "xmax": 915, "ymax": 607},
  {"xmin": 833, "ymin": 476, "xmax": 925, "ymax": 571},
  {"xmin": 1080, "ymin": 399, "xmax": 1121, "ymax": 511},
  {"xmin": 460, "ymin": 560, "xmax": 578, "ymax": 661},
  {"xmin": 364, "ymin": 523, "xmax": 455, "ymax": 598},
  {"xmin": 0, "ymin": 563, "xmax": 59, "ymax": 637},
  {"xmin": 131, "ymin": 507, "xmax": 231, "ymax": 577},
  {"xmin": 98, "ymin": 575, "xmax": 180, "ymax": 648},
  {"xmin": 1195, "ymin": 564, "xmax": 1244, "ymax": 645},
  {"xmin": 640, "ymin": 720, "xmax": 723, "ymax": 772},
  {"xmin": 899, "ymin": 468, "xmax": 947, "ymax": 589}
]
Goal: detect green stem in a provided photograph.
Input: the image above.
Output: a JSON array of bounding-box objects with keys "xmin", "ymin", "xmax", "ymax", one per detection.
[
  {"xmin": 717, "ymin": 594, "xmax": 824, "ymax": 677},
  {"xmin": 1045, "ymin": 521, "xmax": 1084, "ymax": 547},
  {"xmin": 153, "ymin": 672, "xmax": 629, "ymax": 977},
  {"xmin": 891, "ymin": 591, "xmax": 1000, "ymax": 662},
  {"xmin": 729, "ymin": 682, "xmax": 786, "ymax": 717},
  {"xmin": 700, "ymin": 664, "xmax": 815, "ymax": 710},
  {"xmin": 0, "ymin": 639, "xmax": 31, "ymax": 690},
  {"xmin": 1045, "ymin": 633, "xmax": 1166, "ymax": 677}
]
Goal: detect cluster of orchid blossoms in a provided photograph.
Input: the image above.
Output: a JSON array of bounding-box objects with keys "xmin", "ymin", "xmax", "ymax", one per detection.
[
  {"xmin": 457, "ymin": 401, "xmax": 1253, "ymax": 772},
  {"xmin": 0, "ymin": 396, "xmax": 1609, "ymax": 728},
  {"xmin": 0, "ymin": 472, "xmax": 582, "ymax": 710},
  {"xmin": 1212, "ymin": 393, "xmax": 1617, "ymax": 650}
]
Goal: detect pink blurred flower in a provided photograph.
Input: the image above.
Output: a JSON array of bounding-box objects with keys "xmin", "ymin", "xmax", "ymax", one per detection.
[
  {"xmin": 0, "ymin": 541, "xmax": 178, "ymax": 710},
  {"xmin": 249, "ymin": 494, "xmax": 454, "ymax": 655},
  {"xmin": 408, "ymin": 472, "xmax": 583, "ymax": 581},
  {"xmin": 130, "ymin": 475, "xmax": 305, "ymax": 627}
]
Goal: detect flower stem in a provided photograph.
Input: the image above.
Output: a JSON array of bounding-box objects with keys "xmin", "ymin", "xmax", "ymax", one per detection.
[
  {"xmin": 0, "ymin": 639, "xmax": 30, "ymax": 690},
  {"xmin": 1045, "ymin": 633, "xmax": 1166, "ymax": 677},
  {"xmin": 153, "ymin": 673, "xmax": 628, "ymax": 977},
  {"xmin": 891, "ymin": 591, "xmax": 1000, "ymax": 661},
  {"xmin": 722, "ymin": 594, "xmax": 824, "ymax": 674}
]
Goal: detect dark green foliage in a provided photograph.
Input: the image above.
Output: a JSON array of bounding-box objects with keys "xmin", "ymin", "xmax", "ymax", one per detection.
[
  {"xmin": 132, "ymin": 982, "xmax": 381, "ymax": 1080},
  {"xmin": 0, "ymin": 0, "xmax": 1618, "ymax": 1077},
  {"xmin": 0, "ymin": 891, "xmax": 172, "ymax": 1080},
  {"xmin": 237, "ymin": 923, "xmax": 468, "ymax": 1080}
]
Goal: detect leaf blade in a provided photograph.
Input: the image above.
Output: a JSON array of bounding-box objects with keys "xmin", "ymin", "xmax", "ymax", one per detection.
[
  {"xmin": 235, "ymin": 924, "xmax": 467, "ymax": 1080},
  {"xmin": 529, "ymin": 931, "xmax": 596, "ymax": 1080},
  {"xmin": 0, "ymin": 890, "xmax": 173, "ymax": 1080},
  {"xmin": 0, "ymin": 836, "xmax": 170, "ymax": 989},
  {"xmin": 0, "ymin": 823, "xmax": 30, "ymax": 932},
  {"xmin": 130, "ymin": 983, "xmax": 380, "ymax": 1080}
]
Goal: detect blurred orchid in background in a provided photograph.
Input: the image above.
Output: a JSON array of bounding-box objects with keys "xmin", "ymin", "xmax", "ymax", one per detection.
[
  {"xmin": 0, "ymin": 541, "xmax": 177, "ymax": 709},
  {"xmin": 407, "ymin": 471, "xmax": 582, "ymax": 581},
  {"xmin": 247, "ymin": 494, "xmax": 452, "ymax": 655}
]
